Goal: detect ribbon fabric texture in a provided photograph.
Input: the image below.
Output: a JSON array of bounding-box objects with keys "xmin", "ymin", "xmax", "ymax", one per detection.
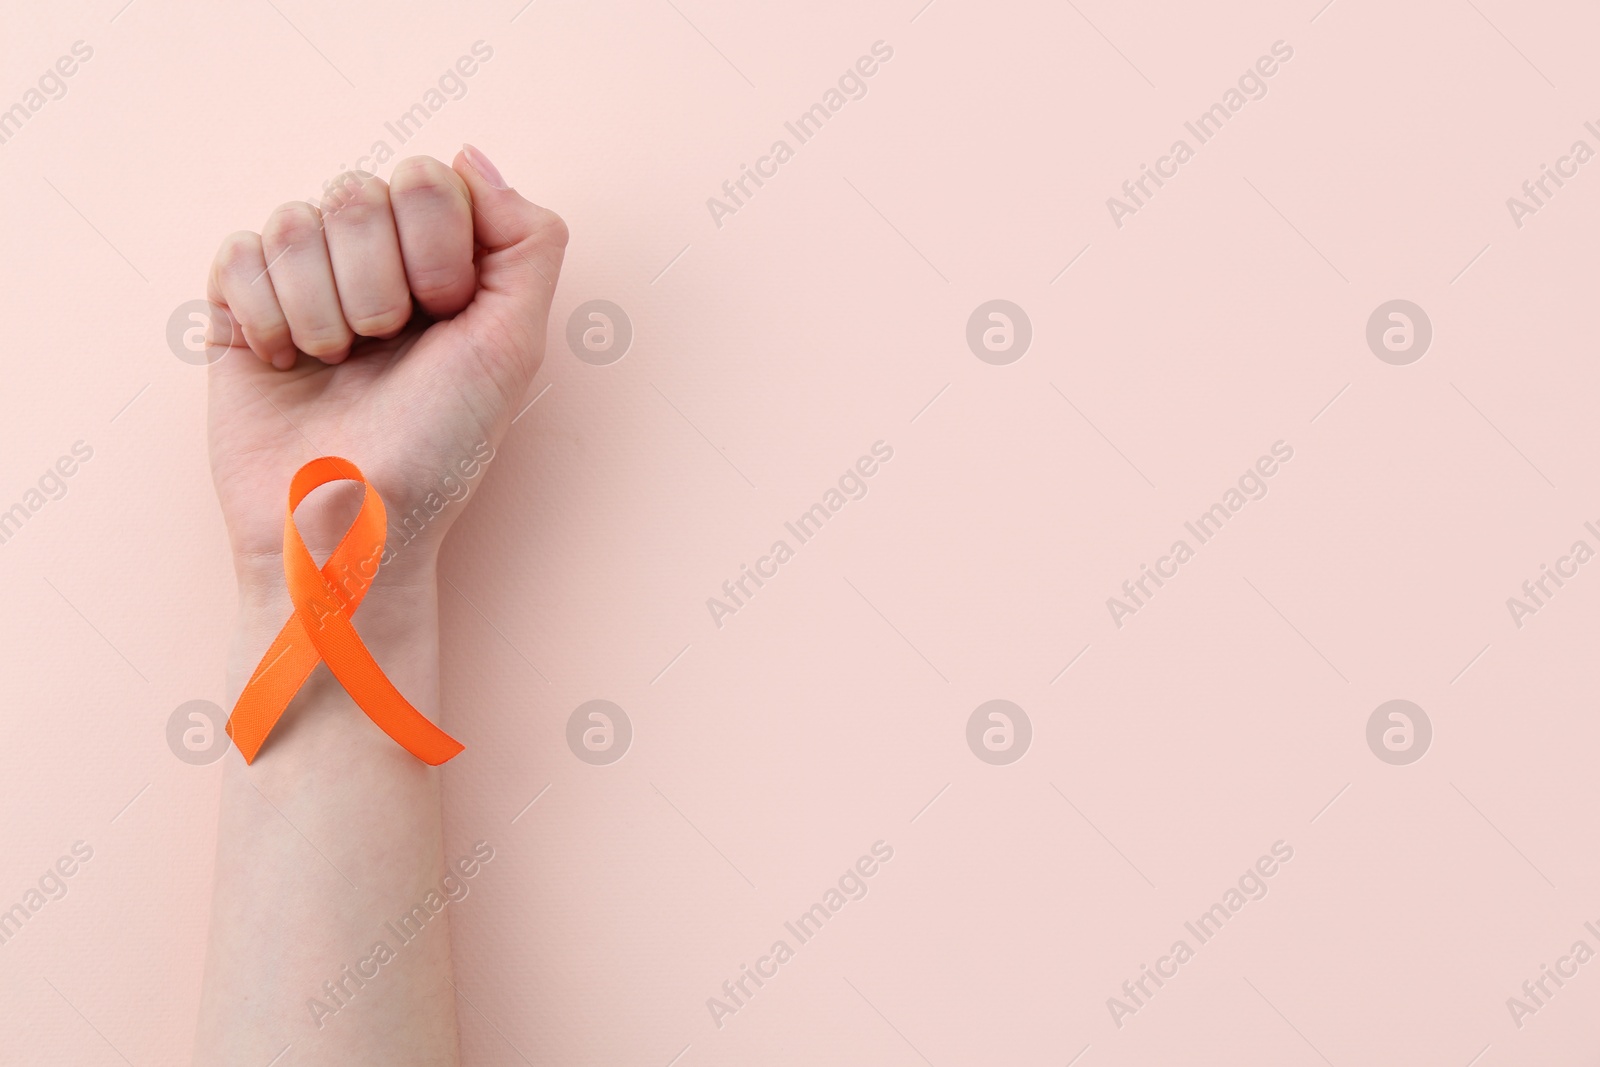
[{"xmin": 225, "ymin": 457, "xmax": 464, "ymax": 765}]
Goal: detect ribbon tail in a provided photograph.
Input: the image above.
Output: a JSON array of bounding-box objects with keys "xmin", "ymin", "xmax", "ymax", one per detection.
[
  {"xmin": 225, "ymin": 614, "xmax": 321, "ymax": 764},
  {"xmin": 297, "ymin": 599, "xmax": 465, "ymax": 765}
]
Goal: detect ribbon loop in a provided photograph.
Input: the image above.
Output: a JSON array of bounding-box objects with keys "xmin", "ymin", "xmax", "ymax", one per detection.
[{"xmin": 225, "ymin": 457, "xmax": 464, "ymax": 765}]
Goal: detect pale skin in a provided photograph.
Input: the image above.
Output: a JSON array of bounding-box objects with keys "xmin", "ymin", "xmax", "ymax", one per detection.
[{"xmin": 192, "ymin": 146, "xmax": 566, "ymax": 1065}]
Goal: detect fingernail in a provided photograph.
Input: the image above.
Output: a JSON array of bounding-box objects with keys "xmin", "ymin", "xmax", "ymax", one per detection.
[{"xmin": 463, "ymin": 143, "xmax": 508, "ymax": 190}]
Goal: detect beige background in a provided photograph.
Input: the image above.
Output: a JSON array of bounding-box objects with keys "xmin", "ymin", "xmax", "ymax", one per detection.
[{"xmin": 4, "ymin": 0, "xmax": 1600, "ymax": 1063}]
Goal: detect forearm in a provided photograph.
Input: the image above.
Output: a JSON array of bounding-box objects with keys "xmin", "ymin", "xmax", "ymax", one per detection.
[{"xmin": 193, "ymin": 559, "xmax": 460, "ymax": 1066}]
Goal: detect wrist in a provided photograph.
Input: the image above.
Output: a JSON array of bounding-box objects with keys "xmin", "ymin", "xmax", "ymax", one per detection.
[
  {"xmin": 223, "ymin": 551, "xmax": 445, "ymax": 776},
  {"xmin": 233, "ymin": 541, "xmax": 439, "ymax": 612},
  {"xmin": 227, "ymin": 549, "xmax": 442, "ymax": 693}
]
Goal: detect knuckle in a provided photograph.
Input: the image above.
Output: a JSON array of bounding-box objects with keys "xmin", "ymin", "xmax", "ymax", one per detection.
[
  {"xmin": 244, "ymin": 322, "xmax": 292, "ymax": 356},
  {"xmin": 389, "ymin": 156, "xmax": 457, "ymax": 198},
  {"xmin": 215, "ymin": 231, "xmax": 262, "ymax": 274},
  {"xmin": 407, "ymin": 264, "xmax": 471, "ymax": 299},
  {"xmin": 232, "ymin": 298, "xmax": 285, "ymax": 336},
  {"xmin": 264, "ymin": 201, "xmax": 324, "ymax": 246},
  {"xmin": 528, "ymin": 207, "xmax": 569, "ymax": 250},
  {"xmin": 295, "ymin": 328, "xmax": 350, "ymax": 358},
  {"xmin": 251, "ymin": 319, "xmax": 292, "ymax": 345},
  {"xmin": 348, "ymin": 305, "xmax": 411, "ymax": 337},
  {"xmin": 322, "ymin": 171, "xmax": 387, "ymax": 220}
]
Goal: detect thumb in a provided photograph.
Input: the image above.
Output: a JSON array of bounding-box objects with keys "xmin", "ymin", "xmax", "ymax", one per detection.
[{"xmin": 451, "ymin": 143, "xmax": 567, "ymax": 343}]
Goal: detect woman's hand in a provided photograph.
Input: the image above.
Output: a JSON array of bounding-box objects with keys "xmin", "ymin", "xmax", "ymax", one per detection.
[{"xmin": 205, "ymin": 146, "xmax": 567, "ymax": 591}]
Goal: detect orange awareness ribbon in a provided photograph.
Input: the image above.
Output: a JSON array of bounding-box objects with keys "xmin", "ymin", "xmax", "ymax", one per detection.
[{"xmin": 225, "ymin": 457, "xmax": 464, "ymax": 766}]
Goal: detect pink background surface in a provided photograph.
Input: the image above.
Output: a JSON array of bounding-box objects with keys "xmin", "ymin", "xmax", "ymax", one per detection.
[{"xmin": 4, "ymin": 0, "xmax": 1600, "ymax": 1063}]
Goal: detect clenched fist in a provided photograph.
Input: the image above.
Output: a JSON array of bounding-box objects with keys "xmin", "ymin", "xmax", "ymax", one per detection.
[{"xmin": 205, "ymin": 145, "xmax": 566, "ymax": 586}]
